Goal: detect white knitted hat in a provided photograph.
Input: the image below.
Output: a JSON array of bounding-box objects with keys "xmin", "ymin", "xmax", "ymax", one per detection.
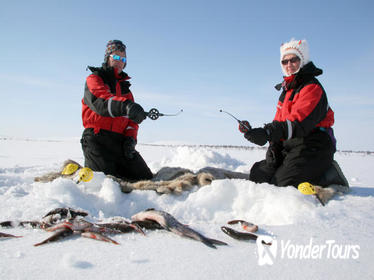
[{"xmin": 280, "ymin": 39, "xmax": 310, "ymax": 75}]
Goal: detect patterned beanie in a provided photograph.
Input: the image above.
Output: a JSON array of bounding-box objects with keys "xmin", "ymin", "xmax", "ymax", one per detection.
[
  {"xmin": 280, "ymin": 39, "xmax": 310, "ymax": 76},
  {"xmin": 104, "ymin": 40, "xmax": 126, "ymax": 63}
]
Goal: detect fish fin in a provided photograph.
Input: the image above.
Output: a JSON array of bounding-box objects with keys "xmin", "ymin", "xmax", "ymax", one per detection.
[
  {"xmin": 0, "ymin": 221, "xmax": 15, "ymax": 228},
  {"xmin": 227, "ymin": 220, "xmax": 258, "ymax": 233},
  {"xmin": 132, "ymin": 220, "xmax": 163, "ymax": 230},
  {"xmin": 227, "ymin": 219, "xmax": 246, "ymax": 225},
  {"xmin": 242, "ymin": 224, "xmax": 258, "ymax": 233},
  {"xmin": 19, "ymin": 221, "xmax": 43, "ymax": 229},
  {"xmin": 81, "ymin": 231, "xmax": 119, "ymax": 245},
  {"xmin": 45, "ymin": 221, "xmax": 73, "ymax": 232},
  {"xmin": 130, "ymin": 223, "xmax": 146, "ymax": 235}
]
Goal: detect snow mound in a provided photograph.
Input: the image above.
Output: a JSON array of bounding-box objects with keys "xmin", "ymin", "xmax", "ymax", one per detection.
[
  {"xmin": 152, "ymin": 146, "xmax": 245, "ymax": 172},
  {"xmin": 1, "ymin": 138, "xmax": 374, "ymax": 279},
  {"xmin": 2, "ymin": 173, "xmax": 316, "ymax": 227}
]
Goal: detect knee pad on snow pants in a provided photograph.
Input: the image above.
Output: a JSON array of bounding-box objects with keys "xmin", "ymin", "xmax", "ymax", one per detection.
[
  {"xmin": 249, "ymin": 160, "xmax": 277, "ymax": 184},
  {"xmin": 80, "ymin": 129, "xmax": 153, "ymax": 181}
]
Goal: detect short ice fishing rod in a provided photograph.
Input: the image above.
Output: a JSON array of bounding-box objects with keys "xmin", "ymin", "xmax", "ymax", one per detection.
[
  {"xmin": 146, "ymin": 108, "xmax": 183, "ymax": 120},
  {"xmin": 219, "ymin": 109, "xmax": 251, "ymax": 133}
]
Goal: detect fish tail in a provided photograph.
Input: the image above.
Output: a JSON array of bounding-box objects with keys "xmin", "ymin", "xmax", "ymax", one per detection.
[
  {"xmin": 178, "ymin": 227, "xmax": 218, "ymax": 249},
  {"xmin": 207, "ymin": 238, "xmax": 228, "ymax": 246},
  {"xmin": 199, "ymin": 236, "xmax": 217, "ymax": 249}
]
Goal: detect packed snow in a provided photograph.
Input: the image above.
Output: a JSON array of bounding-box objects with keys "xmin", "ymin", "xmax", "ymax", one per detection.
[{"xmin": 0, "ymin": 137, "xmax": 373, "ymax": 279}]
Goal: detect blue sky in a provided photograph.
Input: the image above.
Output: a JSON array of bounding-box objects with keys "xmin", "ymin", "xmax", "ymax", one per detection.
[{"xmin": 1, "ymin": 0, "xmax": 373, "ymax": 150}]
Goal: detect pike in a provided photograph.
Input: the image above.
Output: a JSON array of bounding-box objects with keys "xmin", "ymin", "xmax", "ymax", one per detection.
[{"xmin": 131, "ymin": 209, "xmax": 227, "ymax": 249}]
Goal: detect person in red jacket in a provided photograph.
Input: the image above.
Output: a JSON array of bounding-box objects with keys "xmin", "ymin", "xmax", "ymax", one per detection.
[
  {"xmin": 244, "ymin": 39, "xmax": 348, "ymax": 188},
  {"xmin": 80, "ymin": 40, "xmax": 153, "ymax": 181}
]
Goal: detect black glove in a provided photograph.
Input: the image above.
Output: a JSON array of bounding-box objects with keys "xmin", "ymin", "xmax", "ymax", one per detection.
[
  {"xmin": 264, "ymin": 121, "xmax": 288, "ymax": 142},
  {"xmin": 244, "ymin": 128, "xmax": 269, "ymax": 146},
  {"xmin": 124, "ymin": 101, "xmax": 147, "ymax": 124},
  {"xmin": 266, "ymin": 143, "xmax": 283, "ymax": 168},
  {"xmin": 123, "ymin": 137, "xmax": 138, "ymax": 160}
]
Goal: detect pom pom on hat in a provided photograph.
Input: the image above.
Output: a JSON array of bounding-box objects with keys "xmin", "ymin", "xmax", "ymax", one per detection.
[
  {"xmin": 104, "ymin": 40, "xmax": 126, "ymax": 63},
  {"xmin": 280, "ymin": 39, "xmax": 310, "ymax": 70}
]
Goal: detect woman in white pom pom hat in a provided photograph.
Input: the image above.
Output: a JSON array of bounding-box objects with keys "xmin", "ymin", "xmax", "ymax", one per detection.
[{"xmin": 243, "ymin": 39, "xmax": 349, "ymax": 189}]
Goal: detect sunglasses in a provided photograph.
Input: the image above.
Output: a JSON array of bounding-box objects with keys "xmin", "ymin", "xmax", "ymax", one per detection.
[
  {"xmin": 281, "ymin": 56, "xmax": 300, "ymax": 65},
  {"xmin": 110, "ymin": 54, "xmax": 127, "ymax": 63}
]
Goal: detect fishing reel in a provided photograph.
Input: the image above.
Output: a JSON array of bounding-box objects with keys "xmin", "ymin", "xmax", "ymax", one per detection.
[{"xmin": 146, "ymin": 108, "xmax": 183, "ymax": 120}]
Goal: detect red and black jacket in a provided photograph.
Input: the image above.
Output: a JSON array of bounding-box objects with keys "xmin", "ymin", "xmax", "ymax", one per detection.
[
  {"xmin": 266, "ymin": 62, "xmax": 334, "ymax": 144},
  {"xmin": 82, "ymin": 65, "xmax": 139, "ymax": 140}
]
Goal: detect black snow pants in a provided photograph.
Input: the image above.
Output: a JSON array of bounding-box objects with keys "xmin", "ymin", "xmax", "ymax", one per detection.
[
  {"xmin": 249, "ymin": 129, "xmax": 335, "ymax": 187},
  {"xmin": 81, "ymin": 128, "xmax": 153, "ymax": 181}
]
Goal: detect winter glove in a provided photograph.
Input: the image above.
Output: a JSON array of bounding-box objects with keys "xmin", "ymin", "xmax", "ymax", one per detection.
[
  {"xmin": 244, "ymin": 128, "xmax": 269, "ymax": 146},
  {"xmin": 265, "ymin": 143, "xmax": 283, "ymax": 168},
  {"xmin": 238, "ymin": 120, "xmax": 251, "ymax": 133},
  {"xmin": 264, "ymin": 121, "xmax": 289, "ymax": 142},
  {"xmin": 124, "ymin": 101, "xmax": 147, "ymax": 124},
  {"xmin": 123, "ymin": 137, "xmax": 138, "ymax": 160}
]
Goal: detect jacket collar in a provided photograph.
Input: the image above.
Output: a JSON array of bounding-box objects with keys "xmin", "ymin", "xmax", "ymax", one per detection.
[
  {"xmin": 275, "ymin": 61, "xmax": 322, "ymax": 91},
  {"xmin": 87, "ymin": 64, "xmax": 130, "ymax": 81}
]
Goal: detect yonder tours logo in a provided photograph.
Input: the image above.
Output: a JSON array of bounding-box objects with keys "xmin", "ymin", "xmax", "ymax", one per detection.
[{"xmin": 256, "ymin": 236, "xmax": 360, "ymax": 265}]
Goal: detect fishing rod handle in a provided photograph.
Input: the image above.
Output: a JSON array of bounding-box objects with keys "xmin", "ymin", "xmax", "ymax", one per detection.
[{"xmin": 238, "ymin": 120, "xmax": 251, "ymax": 133}]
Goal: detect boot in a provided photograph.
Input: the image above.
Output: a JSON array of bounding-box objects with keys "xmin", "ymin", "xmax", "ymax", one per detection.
[
  {"xmin": 317, "ymin": 160, "xmax": 349, "ymax": 191},
  {"xmin": 307, "ymin": 160, "xmax": 349, "ymax": 205}
]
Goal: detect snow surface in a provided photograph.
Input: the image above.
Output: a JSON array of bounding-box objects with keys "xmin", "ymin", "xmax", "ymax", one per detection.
[{"xmin": 0, "ymin": 138, "xmax": 373, "ymax": 280}]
